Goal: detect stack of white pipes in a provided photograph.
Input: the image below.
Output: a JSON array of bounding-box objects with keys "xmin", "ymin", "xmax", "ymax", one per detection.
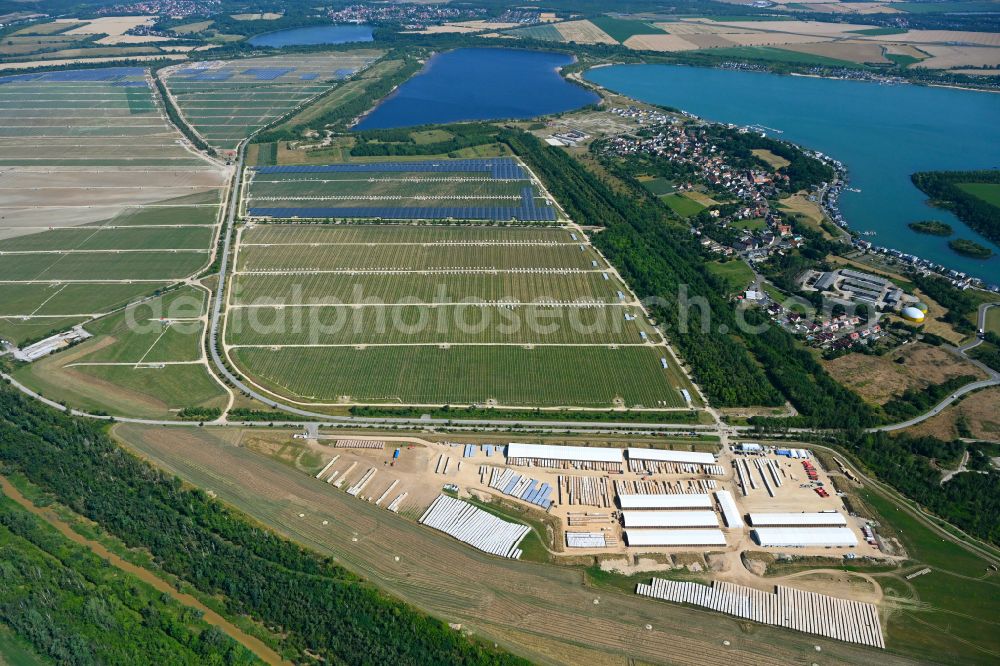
[
  {"xmin": 636, "ymin": 578, "xmax": 884, "ymax": 649},
  {"xmin": 419, "ymin": 494, "xmax": 529, "ymax": 559}
]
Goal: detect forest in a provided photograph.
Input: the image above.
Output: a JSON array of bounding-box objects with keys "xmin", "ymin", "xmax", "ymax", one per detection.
[
  {"xmin": 0, "ymin": 382, "xmax": 527, "ymax": 666},
  {"xmin": 838, "ymin": 431, "xmax": 1000, "ymax": 546},
  {"xmin": 911, "ymin": 170, "xmax": 1000, "ymax": 244},
  {"xmin": 0, "ymin": 490, "xmax": 257, "ymax": 665}
]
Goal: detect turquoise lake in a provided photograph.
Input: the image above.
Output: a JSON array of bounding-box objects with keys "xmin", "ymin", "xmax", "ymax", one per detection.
[
  {"xmin": 585, "ymin": 64, "xmax": 1000, "ymax": 282},
  {"xmin": 247, "ymin": 24, "xmax": 373, "ymax": 47},
  {"xmin": 355, "ymin": 48, "xmax": 598, "ymax": 130}
]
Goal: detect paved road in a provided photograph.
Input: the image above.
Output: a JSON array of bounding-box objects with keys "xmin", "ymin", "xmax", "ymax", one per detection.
[
  {"xmin": 873, "ymin": 377, "xmax": 999, "ymax": 432},
  {"xmin": 958, "ymin": 301, "xmax": 999, "ymax": 353}
]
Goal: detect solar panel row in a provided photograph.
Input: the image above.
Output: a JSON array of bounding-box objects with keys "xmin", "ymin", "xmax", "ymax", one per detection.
[
  {"xmin": 254, "ymin": 158, "xmax": 528, "ymax": 180},
  {"xmin": 247, "ymin": 205, "xmax": 557, "ymax": 222}
]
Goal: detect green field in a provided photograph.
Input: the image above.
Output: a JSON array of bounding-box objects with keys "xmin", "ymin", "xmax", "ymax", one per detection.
[
  {"xmin": 693, "ymin": 46, "xmax": 856, "ymax": 68},
  {"xmin": 958, "ymin": 182, "xmax": 1000, "ymax": 208},
  {"xmin": 12, "ymin": 288, "xmax": 226, "ymax": 418},
  {"xmin": 236, "ymin": 242, "xmax": 602, "ymax": 271},
  {"xmin": 0, "ymin": 251, "xmax": 208, "ymax": 281},
  {"xmin": 231, "ymin": 270, "xmax": 628, "ymax": 305},
  {"xmin": 706, "ymin": 260, "xmax": 755, "ymax": 296},
  {"xmin": 0, "ymin": 226, "xmax": 214, "ymax": 252},
  {"xmin": 661, "ymin": 192, "xmax": 707, "ymax": 217},
  {"xmin": 507, "ymin": 24, "xmax": 565, "ymax": 42},
  {"xmin": 588, "ymin": 16, "xmax": 665, "ymax": 43},
  {"xmin": 234, "ymin": 344, "xmax": 687, "ymax": 407},
  {"xmin": 229, "ymin": 222, "xmax": 695, "ymax": 408},
  {"xmin": 857, "ymin": 488, "xmax": 1000, "ymax": 664},
  {"xmin": 639, "ymin": 177, "xmax": 675, "ymax": 196},
  {"xmin": 226, "ymin": 304, "xmax": 654, "ymax": 346}
]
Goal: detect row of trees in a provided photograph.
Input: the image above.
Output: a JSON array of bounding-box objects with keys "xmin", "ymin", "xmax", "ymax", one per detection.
[
  {"xmin": 0, "ymin": 383, "xmax": 528, "ymax": 666},
  {"xmin": 255, "ymin": 54, "xmax": 423, "ymax": 143},
  {"xmin": 500, "ymin": 129, "xmax": 784, "ymax": 408},
  {"xmin": 351, "ymin": 122, "xmax": 502, "ymax": 157}
]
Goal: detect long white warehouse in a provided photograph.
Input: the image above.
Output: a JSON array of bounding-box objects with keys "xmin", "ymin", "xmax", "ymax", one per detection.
[
  {"xmin": 714, "ymin": 490, "xmax": 743, "ymax": 529},
  {"xmin": 618, "ymin": 493, "xmax": 713, "ymax": 510},
  {"xmin": 626, "ymin": 448, "xmax": 716, "ymax": 465},
  {"xmin": 748, "ymin": 512, "xmax": 847, "ymax": 527},
  {"xmin": 505, "ymin": 443, "xmax": 622, "ymax": 471},
  {"xmin": 752, "ymin": 527, "xmax": 859, "ymax": 548},
  {"xmin": 625, "ymin": 529, "xmax": 727, "ymax": 547},
  {"xmin": 623, "ymin": 510, "xmax": 719, "ymax": 528}
]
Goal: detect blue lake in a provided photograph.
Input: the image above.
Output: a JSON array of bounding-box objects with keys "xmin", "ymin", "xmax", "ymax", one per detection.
[
  {"xmin": 247, "ymin": 24, "xmax": 373, "ymax": 47},
  {"xmin": 355, "ymin": 48, "xmax": 599, "ymax": 130},
  {"xmin": 585, "ymin": 64, "xmax": 1000, "ymax": 282}
]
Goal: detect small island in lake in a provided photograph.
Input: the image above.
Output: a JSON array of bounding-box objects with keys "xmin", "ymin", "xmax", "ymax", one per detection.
[
  {"xmin": 948, "ymin": 239, "xmax": 994, "ymax": 258},
  {"xmin": 908, "ymin": 220, "xmax": 952, "ymax": 236}
]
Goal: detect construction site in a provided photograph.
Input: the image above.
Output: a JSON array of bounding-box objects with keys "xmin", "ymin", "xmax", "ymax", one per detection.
[{"xmin": 295, "ymin": 430, "xmax": 890, "ymax": 650}]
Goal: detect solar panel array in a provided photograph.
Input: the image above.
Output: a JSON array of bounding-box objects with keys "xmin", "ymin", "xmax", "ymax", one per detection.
[
  {"xmin": 241, "ymin": 67, "xmax": 296, "ymax": 81},
  {"xmin": 254, "ymin": 157, "xmax": 528, "ymax": 180},
  {"xmin": 249, "ymin": 158, "xmax": 554, "ymax": 221},
  {"xmin": 0, "ymin": 67, "xmax": 144, "ymax": 84}
]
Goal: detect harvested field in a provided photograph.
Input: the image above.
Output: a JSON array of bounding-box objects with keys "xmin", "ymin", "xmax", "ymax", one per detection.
[
  {"xmin": 913, "ymin": 45, "xmax": 1000, "ymax": 69},
  {"xmin": 624, "ymin": 34, "xmax": 700, "ymax": 52},
  {"xmin": 823, "ymin": 343, "xmax": 986, "ymax": 405},
  {"xmin": 0, "ymin": 55, "xmax": 186, "ymax": 72},
  {"xmin": 752, "ymin": 149, "xmax": 791, "ymax": 169},
  {"xmin": 61, "ymin": 16, "xmax": 155, "ymax": 37},
  {"xmin": 164, "ymin": 52, "xmax": 382, "ymax": 151},
  {"xmin": 111, "ymin": 422, "xmax": 919, "ymax": 666},
  {"xmin": 858, "ymin": 30, "xmax": 1000, "ymax": 47},
  {"xmin": 554, "ymin": 20, "xmax": 618, "ymax": 45},
  {"xmin": 777, "ymin": 40, "xmax": 890, "ymax": 64}
]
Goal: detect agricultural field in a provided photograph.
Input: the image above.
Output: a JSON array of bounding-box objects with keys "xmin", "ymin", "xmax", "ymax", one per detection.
[
  {"xmin": 0, "ymin": 66, "xmax": 227, "ymax": 345},
  {"xmin": 12, "ymin": 286, "xmax": 227, "ymax": 419},
  {"xmin": 243, "ymin": 157, "xmax": 558, "ymax": 221},
  {"xmin": 661, "ymin": 192, "xmax": 707, "ymax": 218},
  {"xmin": 226, "ymin": 222, "xmax": 696, "ymax": 408},
  {"xmin": 163, "ymin": 52, "xmax": 382, "ymax": 152}
]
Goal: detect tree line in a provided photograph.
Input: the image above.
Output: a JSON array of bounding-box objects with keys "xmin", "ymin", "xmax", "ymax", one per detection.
[
  {"xmin": 0, "ymin": 382, "xmax": 528, "ymax": 666},
  {"xmin": 0, "ymin": 490, "xmax": 257, "ymax": 665},
  {"xmin": 911, "ymin": 170, "xmax": 1000, "ymax": 244}
]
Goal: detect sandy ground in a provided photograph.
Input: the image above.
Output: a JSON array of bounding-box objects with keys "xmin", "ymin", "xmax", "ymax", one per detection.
[
  {"xmin": 778, "ymin": 40, "xmax": 889, "ymax": 64},
  {"xmin": 556, "ymin": 20, "xmax": 618, "ymax": 45},
  {"xmin": 906, "ymin": 386, "xmax": 1000, "ymax": 441},
  {"xmin": 824, "ymin": 343, "xmax": 987, "ymax": 405}
]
